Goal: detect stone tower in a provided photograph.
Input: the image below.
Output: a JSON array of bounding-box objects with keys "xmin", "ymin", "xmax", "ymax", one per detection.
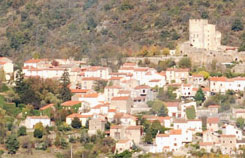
[{"xmin": 189, "ymin": 19, "xmax": 221, "ymax": 51}]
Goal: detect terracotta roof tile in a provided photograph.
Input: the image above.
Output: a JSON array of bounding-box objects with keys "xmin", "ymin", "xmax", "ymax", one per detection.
[
  {"xmin": 207, "ymin": 117, "xmax": 219, "ymax": 124},
  {"xmin": 40, "ymin": 104, "xmax": 54, "ymax": 111},
  {"xmin": 169, "ymin": 129, "xmax": 182, "ymax": 135},
  {"xmin": 61, "ymin": 101, "xmax": 82, "ymax": 106},
  {"xmin": 111, "ymin": 96, "xmax": 130, "ymax": 101}
]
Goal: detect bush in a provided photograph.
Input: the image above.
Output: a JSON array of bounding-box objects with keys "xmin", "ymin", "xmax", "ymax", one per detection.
[
  {"xmin": 232, "ymin": 19, "xmax": 244, "ymax": 31},
  {"xmin": 71, "ymin": 117, "xmax": 82, "ymax": 129},
  {"xmin": 34, "ymin": 129, "xmax": 43, "ymax": 139},
  {"xmin": 178, "ymin": 57, "xmax": 191, "ymax": 68},
  {"xmin": 17, "ymin": 126, "xmax": 27, "ymax": 136},
  {"xmin": 186, "ymin": 106, "xmax": 196, "ymax": 119}
]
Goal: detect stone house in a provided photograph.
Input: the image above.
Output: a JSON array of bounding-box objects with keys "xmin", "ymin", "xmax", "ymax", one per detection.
[
  {"xmin": 115, "ymin": 139, "xmax": 133, "ymax": 153},
  {"xmin": 88, "ymin": 118, "xmax": 106, "ymax": 136},
  {"xmin": 207, "ymin": 117, "xmax": 219, "ymax": 131},
  {"xmin": 110, "ymin": 96, "xmax": 133, "ymax": 114},
  {"xmin": 220, "ymin": 135, "xmax": 236, "ymax": 155}
]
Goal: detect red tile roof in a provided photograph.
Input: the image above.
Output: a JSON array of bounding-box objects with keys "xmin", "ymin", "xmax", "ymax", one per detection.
[
  {"xmin": 221, "ymin": 135, "xmax": 236, "ymax": 138},
  {"xmin": 207, "ymin": 117, "xmax": 219, "ymax": 124},
  {"xmin": 111, "ymin": 96, "xmax": 130, "ymax": 101},
  {"xmin": 134, "ymin": 85, "xmax": 150, "ymax": 90},
  {"xmin": 70, "ymin": 89, "xmax": 90, "ymax": 93},
  {"xmin": 164, "ymin": 102, "xmax": 180, "ymax": 107},
  {"xmin": 84, "ymin": 93, "xmax": 98, "ymax": 98},
  {"xmin": 149, "ymin": 79, "xmax": 161, "ymax": 82},
  {"xmin": 209, "ymin": 77, "xmax": 227, "ymax": 82},
  {"xmin": 25, "ymin": 59, "xmax": 46, "ymax": 63},
  {"xmin": 66, "ymin": 113, "xmax": 92, "ymax": 118},
  {"xmin": 126, "ymin": 126, "xmax": 141, "ymax": 130},
  {"xmin": 157, "ymin": 134, "xmax": 169, "ymax": 137},
  {"xmin": 169, "ymin": 129, "xmax": 182, "ymax": 135},
  {"xmin": 110, "ymin": 125, "xmax": 123, "ymax": 129},
  {"xmin": 61, "ymin": 101, "xmax": 81, "ymax": 106},
  {"xmin": 108, "ymin": 109, "xmax": 116, "ymax": 113},
  {"xmin": 40, "ymin": 104, "xmax": 54, "ymax": 111}
]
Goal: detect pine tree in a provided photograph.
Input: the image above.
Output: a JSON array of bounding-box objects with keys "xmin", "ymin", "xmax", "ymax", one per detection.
[
  {"xmin": 14, "ymin": 69, "xmax": 26, "ymax": 95},
  {"xmin": 194, "ymin": 87, "xmax": 205, "ymax": 103},
  {"xmin": 59, "ymin": 69, "xmax": 72, "ymax": 101}
]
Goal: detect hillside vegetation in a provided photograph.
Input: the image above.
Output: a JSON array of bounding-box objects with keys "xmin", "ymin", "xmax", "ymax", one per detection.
[{"xmin": 0, "ymin": 0, "xmax": 245, "ymax": 63}]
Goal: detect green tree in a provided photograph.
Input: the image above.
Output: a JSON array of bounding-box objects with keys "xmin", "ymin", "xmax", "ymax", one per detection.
[
  {"xmin": 186, "ymin": 106, "xmax": 196, "ymax": 119},
  {"xmin": 94, "ymin": 80, "xmax": 108, "ymax": 93},
  {"xmin": 158, "ymin": 106, "xmax": 168, "ymax": 117},
  {"xmin": 114, "ymin": 150, "xmax": 132, "ymax": 158},
  {"xmin": 150, "ymin": 100, "xmax": 168, "ymax": 116},
  {"xmin": 194, "ymin": 88, "xmax": 205, "ymax": 104},
  {"xmin": 17, "ymin": 126, "xmax": 27, "ymax": 136},
  {"xmin": 144, "ymin": 129, "xmax": 153, "ymax": 144},
  {"xmin": 59, "ymin": 69, "xmax": 72, "ymax": 101},
  {"xmin": 34, "ymin": 128, "xmax": 43, "ymax": 139},
  {"xmin": 5, "ymin": 135, "xmax": 19, "ymax": 154},
  {"xmin": 178, "ymin": 57, "xmax": 191, "ymax": 68},
  {"xmin": 71, "ymin": 117, "xmax": 82, "ymax": 129},
  {"xmin": 231, "ymin": 19, "xmax": 244, "ymax": 31},
  {"xmin": 34, "ymin": 123, "xmax": 44, "ymax": 138},
  {"xmin": 236, "ymin": 117, "xmax": 245, "ymax": 129}
]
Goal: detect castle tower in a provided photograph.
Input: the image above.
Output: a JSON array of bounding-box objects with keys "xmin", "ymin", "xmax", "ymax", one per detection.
[{"xmin": 189, "ymin": 19, "xmax": 221, "ymax": 51}]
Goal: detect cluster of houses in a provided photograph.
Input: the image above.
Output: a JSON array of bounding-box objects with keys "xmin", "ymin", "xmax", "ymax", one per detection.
[{"xmin": 1, "ymin": 57, "xmax": 245, "ymax": 155}]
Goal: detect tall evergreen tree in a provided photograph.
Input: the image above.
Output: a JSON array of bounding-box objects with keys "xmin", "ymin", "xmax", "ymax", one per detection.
[
  {"xmin": 14, "ymin": 69, "xmax": 26, "ymax": 95},
  {"xmin": 194, "ymin": 87, "xmax": 205, "ymax": 103},
  {"xmin": 59, "ymin": 69, "xmax": 72, "ymax": 101}
]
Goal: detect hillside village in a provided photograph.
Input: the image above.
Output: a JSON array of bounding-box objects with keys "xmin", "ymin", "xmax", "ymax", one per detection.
[
  {"xmin": 1, "ymin": 46, "xmax": 245, "ymax": 157},
  {"xmin": 1, "ymin": 10, "xmax": 245, "ymax": 157}
]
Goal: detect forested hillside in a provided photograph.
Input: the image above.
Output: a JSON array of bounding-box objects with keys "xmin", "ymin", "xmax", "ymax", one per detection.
[{"xmin": 0, "ymin": 0, "xmax": 245, "ymax": 63}]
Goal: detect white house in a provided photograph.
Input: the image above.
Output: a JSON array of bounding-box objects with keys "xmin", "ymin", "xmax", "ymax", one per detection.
[
  {"xmin": 0, "ymin": 57, "xmax": 14, "ymax": 80},
  {"xmin": 84, "ymin": 66, "xmax": 111, "ymax": 79},
  {"xmin": 66, "ymin": 113, "xmax": 92, "ymax": 126},
  {"xmin": 24, "ymin": 116, "xmax": 51, "ymax": 129},
  {"xmin": 165, "ymin": 68, "xmax": 189, "ymax": 84},
  {"xmin": 151, "ymin": 129, "xmax": 192, "ymax": 153},
  {"xmin": 222, "ymin": 124, "xmax": 242, "ymax": 140}
]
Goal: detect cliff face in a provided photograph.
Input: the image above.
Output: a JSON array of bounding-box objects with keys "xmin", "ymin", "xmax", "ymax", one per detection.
[{"xmin": 0, "ymin": 0, "xmax": 244, "ymax": 62}]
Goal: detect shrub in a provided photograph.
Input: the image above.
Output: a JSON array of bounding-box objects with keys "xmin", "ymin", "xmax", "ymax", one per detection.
[
  {"xmin": 232, "ymin": 19, "xmax": 244, "ymax": 31},
  {"xmin": 71, "ymin": 117, "xmax": 82, "ymax": 129},
  {"xmin": 34, "ymin": 129, "xmax": 43, "ymax": 139},
  {"xmin": 17, "ymin": 126, "xmax": 27, "ymax": 136}
]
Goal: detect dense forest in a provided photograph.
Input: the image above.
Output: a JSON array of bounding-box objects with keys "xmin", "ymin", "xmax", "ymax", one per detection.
[{"xmin": 0, "ymin": 0, "xmax": 245, "ymax": 63}]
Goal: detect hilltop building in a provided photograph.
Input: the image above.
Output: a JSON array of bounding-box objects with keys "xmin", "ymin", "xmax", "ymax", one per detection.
[{"xmin": 189, "ymin": 19, "xmax": 221, "ymax": 51}]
